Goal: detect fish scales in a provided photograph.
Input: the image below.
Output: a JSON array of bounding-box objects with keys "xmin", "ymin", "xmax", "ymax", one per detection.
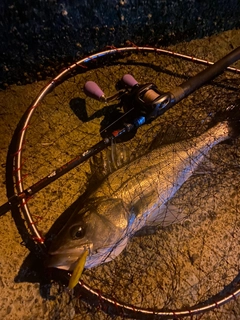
[
  {"xmin": 93, "ymin": 122, "xmax": 229, "ymax": 227},
  {"xmin": 47, "ymin": 121, "xmax": 230, "ymax": 270}
]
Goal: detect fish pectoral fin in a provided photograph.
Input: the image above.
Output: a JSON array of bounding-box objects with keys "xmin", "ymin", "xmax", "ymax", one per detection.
[
  {"xmin": 193, "ymin": 159, "xmax": 216, "ymax": 175},
  {"xmin": 147, "ymin": 203, "xmax": 187, "ymax": 227},
  {"xmin": 131, "ymin": 191, "xmax": 158, "ymax": 218},
  {"xmin": 133, "ymin": 203, "xmax": 187, "ymax": 236}
]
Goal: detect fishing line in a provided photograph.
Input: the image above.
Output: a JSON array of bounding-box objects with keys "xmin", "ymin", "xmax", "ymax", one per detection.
[{"xmin": 2, "ymin": 44, "xmax": 240, "ymax": 319}]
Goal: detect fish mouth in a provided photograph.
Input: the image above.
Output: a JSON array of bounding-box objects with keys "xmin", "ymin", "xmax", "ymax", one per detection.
[
  {"xmin": 46, "ymin": 244, "xmax": 93, "ymax": 271},
  {"xmin": 46, "ymin": 253, "xmax": 80, "ymax": 271}
]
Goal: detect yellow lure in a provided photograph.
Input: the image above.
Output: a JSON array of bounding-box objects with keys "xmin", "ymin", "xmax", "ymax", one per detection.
[{"xmin": 68, "ymin": 250, "xmax": 88, "ymax": 290}]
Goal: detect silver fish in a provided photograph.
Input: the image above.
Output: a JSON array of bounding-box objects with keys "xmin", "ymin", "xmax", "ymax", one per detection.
[{"xmin": 47, "ymin": 121, "xmax": 230, "ymax": 271}]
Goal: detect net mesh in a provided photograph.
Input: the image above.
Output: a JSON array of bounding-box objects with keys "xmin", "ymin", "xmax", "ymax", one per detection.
[{"xmin": 3, "ymin": 38, "xmax": 240, "ymax": 319}]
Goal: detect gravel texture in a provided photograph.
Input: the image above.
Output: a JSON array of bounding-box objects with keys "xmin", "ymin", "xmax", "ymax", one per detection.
[{"xmin": 0, "ymin": 29, "xmax": 240, "ymax": 320}]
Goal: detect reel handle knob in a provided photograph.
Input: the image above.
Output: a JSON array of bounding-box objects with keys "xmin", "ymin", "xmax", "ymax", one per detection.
[
  {"xmin": 122, "ymin": 74, "xmax": 138, "ymax": 87},
  {"xmin": 84, "ymin": 81, "xmax": 105, "ymax": 101}
]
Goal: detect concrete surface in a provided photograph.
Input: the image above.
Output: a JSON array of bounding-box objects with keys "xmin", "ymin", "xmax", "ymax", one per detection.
[{"xmin": 0, "ymin": 29, "xmax": 240, "ymax": 319}]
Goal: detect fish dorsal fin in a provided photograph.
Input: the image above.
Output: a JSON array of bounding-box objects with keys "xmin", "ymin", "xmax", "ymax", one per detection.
[{"xmin": 88, "ymin": 142, "xmax": 132, "ymax": 183}]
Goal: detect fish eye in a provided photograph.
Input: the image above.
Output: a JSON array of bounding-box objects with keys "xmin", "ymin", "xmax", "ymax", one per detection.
[
  {"xmin": 70, "ymin": 225, "xmax": 86, "ymax": 240},
  {"xmin": 75, "ymin": 227, "xmax": 84, "ymax": 238}
]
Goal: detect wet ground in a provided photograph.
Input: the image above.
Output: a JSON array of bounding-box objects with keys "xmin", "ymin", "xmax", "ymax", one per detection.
[{"xmin": 1, "ymin": 29, "xmax": 240, "ymax": 320}]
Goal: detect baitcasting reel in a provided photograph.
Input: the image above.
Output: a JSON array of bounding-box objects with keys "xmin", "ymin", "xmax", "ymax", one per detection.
[{"xmin": 84, "ymin": 74, "xmax": 171, "ymax": 140}]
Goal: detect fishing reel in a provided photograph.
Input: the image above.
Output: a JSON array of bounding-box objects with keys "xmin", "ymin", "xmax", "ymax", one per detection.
[
  {"xmin": 119, "ymin": 74, "xmax": 170, "ymax": 121},
  {"xmin": 84, "ymin": 74, "xmax": 171, "ymax": 140}
]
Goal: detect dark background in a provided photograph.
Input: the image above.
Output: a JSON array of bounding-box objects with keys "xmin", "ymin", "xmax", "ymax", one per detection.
[{"xmin": 1, "ymin": 0, "xmax": 240, "ymax": 88}]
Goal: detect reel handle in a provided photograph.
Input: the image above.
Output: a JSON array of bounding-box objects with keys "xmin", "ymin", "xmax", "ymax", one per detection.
[
  {"xmin": 84, "ymin": 81, "xmax": 105, "ymax": 101},
  {"xmin": 122, "ymin": 74, "xmax": 138, "ymax": 87}
]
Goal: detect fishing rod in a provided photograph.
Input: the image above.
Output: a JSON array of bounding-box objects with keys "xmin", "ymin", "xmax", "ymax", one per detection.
[{"xmin": 1, "ymin": 45, "xmax": 240, "ymax": 217}]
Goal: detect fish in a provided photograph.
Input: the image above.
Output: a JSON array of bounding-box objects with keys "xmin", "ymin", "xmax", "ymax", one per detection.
[{"xmin": 46, "ymin": 121, "xmax": 231, "ymax": 272}]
